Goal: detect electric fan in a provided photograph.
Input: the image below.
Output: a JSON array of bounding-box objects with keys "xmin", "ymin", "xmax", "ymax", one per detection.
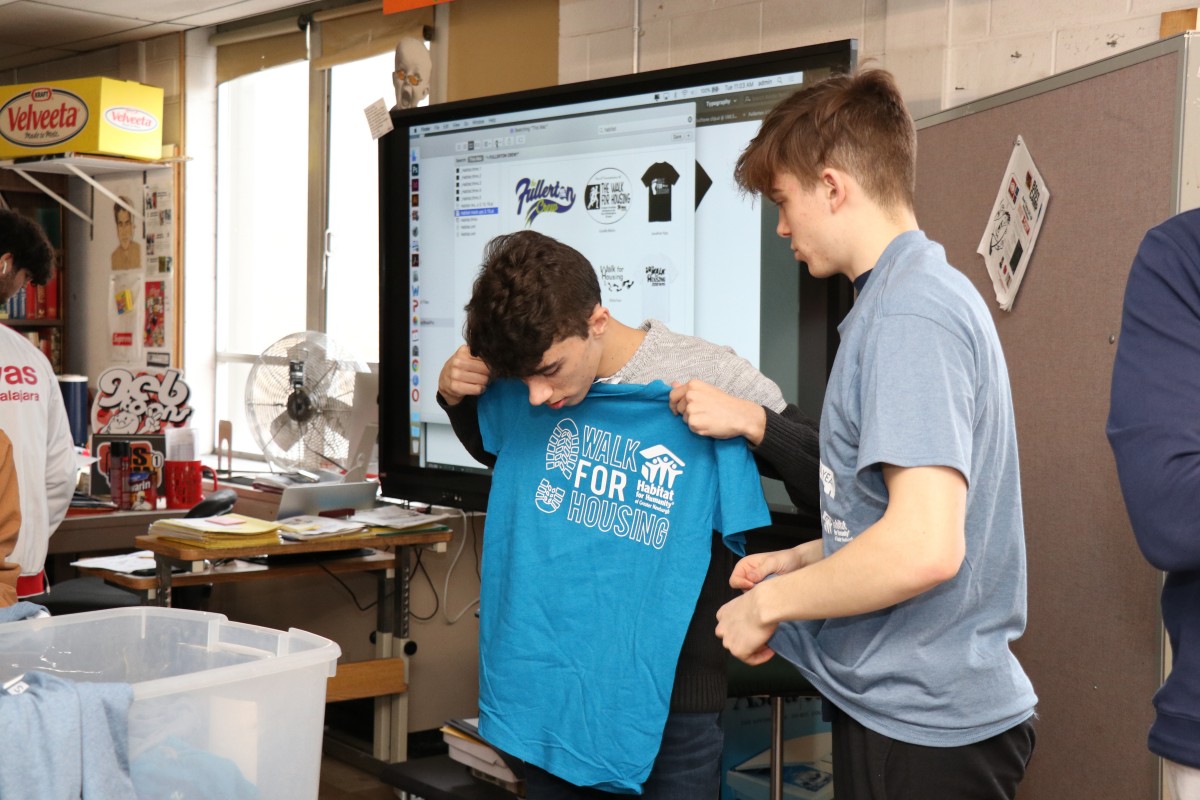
[{"xmin": 244, "ymin": 331, "xmax": 370, "ymax": 473}]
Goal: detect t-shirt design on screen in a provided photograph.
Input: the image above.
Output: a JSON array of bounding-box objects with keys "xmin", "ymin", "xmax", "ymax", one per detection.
[
  {"xmin": 514, "ymin": 176, "xmax": 577, "ymax": 227},
  {"xmin": 642, "ymin": 161, "xmax": 681, "ymax": 222},
  {"xmin": 597, "ymin": 262, "xmax": 635, "ymax": 294},
  {"xmin": 584, "ymin": 168, "xmax": 632, "ymax": 223}
]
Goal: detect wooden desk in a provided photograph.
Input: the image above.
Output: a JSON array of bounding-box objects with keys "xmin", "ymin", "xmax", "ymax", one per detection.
[
  {"xmin": 77, "ymin": 549, "xmax": 398, "ymax": 601},
  {"xmin": 51, "ymin": 507, "xmax": 186, "ymax": 554},
  {"xmin": 132, "ymin": 528, "xmax": 452, "ymax": 765}
]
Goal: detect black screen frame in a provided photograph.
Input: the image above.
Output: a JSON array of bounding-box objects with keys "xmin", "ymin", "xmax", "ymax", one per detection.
[{"xmin": 378, "ymin": 40, "xmax": 857, "ymax": 528}]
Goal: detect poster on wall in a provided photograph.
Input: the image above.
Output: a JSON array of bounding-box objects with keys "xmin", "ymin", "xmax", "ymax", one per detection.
[
  {"xmin": 92, "ymin": 172, "xmax": 176, "ymax": 368},
  {"xmin": 976, "ymin": 135, "xmax": 1050, "ymax": 312},
  {"xmin": 142, "ymin": 176, "xmax": 174, "ymax": 367},
  {"xmin": 109, "ymin": 270, "xmax": 143, "ymax": 365},
  {"xmin": 143, "ymin": 180, "xmax": 173, "ymax": 275}
]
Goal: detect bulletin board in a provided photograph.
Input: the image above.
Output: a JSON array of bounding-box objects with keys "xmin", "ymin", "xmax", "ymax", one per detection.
[
  {"xmin": 89, "ymin": 165, "xmax": 180, "ymax": 370},
  {"xmin": 913, "ymin": 43, "xmax": 1182, "ymax": 800}
]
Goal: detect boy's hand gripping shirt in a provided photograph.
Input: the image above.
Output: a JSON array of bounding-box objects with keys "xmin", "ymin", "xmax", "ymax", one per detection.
[{"xmin": 477, "ymin": 380, "xmax": 770, "ymax": 793}]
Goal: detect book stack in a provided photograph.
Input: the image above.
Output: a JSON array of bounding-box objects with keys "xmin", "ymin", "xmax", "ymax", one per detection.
[
  {"xmin": 148, "ymin": 513, "xmax": 282, "ymax": 549},
  {"xmin": 441, "ymin": 717, "xmax": 525, "ymax": 796},
  {"xmin": 1, "ymin": 275, "xmax": 58, "ymax": 321},
  {"xmin": 19, "ymin": 328, "xmax": 61, "ymax": 372}
]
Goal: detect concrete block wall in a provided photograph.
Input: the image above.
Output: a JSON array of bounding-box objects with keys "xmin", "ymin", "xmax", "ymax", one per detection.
[{"xmin": 560, "ymin": 0, "xmax": 1191, "ymax": 118}]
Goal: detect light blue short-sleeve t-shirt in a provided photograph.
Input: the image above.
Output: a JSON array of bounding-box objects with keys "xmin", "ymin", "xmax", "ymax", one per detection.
[
  {"xmin": 770, "ymin": 231, "xmax": 1037, "ymax": 747},
  {"xmin": 477, "ymin": 379, "xmax": 769, "ymax": 792}
]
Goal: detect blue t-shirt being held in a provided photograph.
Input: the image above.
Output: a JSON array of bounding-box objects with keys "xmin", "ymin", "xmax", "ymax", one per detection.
[{"xmin": 477, "ymin": 379, "xmax": 769, "ymax": 793}]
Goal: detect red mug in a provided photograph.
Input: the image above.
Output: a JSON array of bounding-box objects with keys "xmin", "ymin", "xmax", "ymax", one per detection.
[{"xmin": 164, "ymin": 460, "xmax": 203, "ymax": 509}]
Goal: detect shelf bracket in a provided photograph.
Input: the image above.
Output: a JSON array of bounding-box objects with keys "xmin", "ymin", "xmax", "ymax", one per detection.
[
  {"xmin": 9, "ymin": 167, "xmax": 94, "ymax": 227},
  {"xmin": 62, "ymin": 163, "xmax": 143, "ymax": 223}
]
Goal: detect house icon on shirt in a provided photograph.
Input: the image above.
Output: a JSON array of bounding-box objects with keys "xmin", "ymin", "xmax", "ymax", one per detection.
[{"xmin": 639, "ymin": 444, "xmax": 686, "ymax": 488}]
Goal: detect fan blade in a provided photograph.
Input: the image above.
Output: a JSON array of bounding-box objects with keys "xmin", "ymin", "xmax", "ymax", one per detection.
[
  {"xmin": 304, "ymin": 436, "xmax": 347, "ymax": 471},
  {"xmin": 320, "ymin": 395, "xmax": 354, "ymax": 423},
  {"xmin": 269, "ymin": 409, "xmax": 302, "ymax": 452}
]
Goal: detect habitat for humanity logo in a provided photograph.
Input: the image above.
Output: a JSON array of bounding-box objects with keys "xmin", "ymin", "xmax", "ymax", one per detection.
[
  {"xmin": 515, "ymin": 177, "xmax": 575, "ymax": 227},
  {"xmin": 534, "ymin": 418, "xmax": 683, "ymax": 550},
  {"xmin": 584, "ymin": 168, "xmax": 631, "ymax": 223}
]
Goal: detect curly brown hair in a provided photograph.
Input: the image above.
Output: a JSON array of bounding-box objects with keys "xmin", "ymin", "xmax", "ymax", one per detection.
[
  {"xmin": 464, "ymin": 230, "xmax": 601, "ymax": 378},
  {"xmin": 0, "ymin": 208, "xmax": 54, "ymax": 285},
  {"xmin": 735, "ymin": 68, "xmax": 916, "ymax": 212}
]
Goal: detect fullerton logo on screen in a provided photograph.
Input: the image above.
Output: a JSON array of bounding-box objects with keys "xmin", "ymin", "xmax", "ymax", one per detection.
[
  {"xmin": 514, "ymin": 177, "xmax": 576, "ymax": 227},
  {"xmin": 0, "ymin": 88, "xmax": 88, "ymax": 147},
  {"xmin": 104, "ymin": 106, "xmax": 158, "ymax": 132}
]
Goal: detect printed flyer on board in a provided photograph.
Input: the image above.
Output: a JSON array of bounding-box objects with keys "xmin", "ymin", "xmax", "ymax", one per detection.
[{"xmin": 977, "ymin": 135, "xmax": 1050, "ymax": 311}]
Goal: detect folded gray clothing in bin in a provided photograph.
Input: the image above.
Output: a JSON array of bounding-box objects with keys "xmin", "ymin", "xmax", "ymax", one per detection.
[{"xmin": 0, "ymin": 670, "xmax": 135, "ymax": 799}]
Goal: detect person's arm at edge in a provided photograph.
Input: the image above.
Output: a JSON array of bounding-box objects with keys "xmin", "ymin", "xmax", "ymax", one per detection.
[
  {"xmin": 435, "ymin": 344, "xmax": 497, "ymax": 469},
  {"xmin": 753, "ymin": 404, "xmax": 821, "ymax": 512},
  {"xmin": 1107, "ymin": 225, "xmax": 1200, "ymax": 572},
  {"xmin": 44, "ymin": 383, "xmax": 76, "ymax": 532},
  {"xmin": 0, "ymin": 433, "xmax": 21, "ymax": 606},
  {"xmin": 717, "ymin": 464, "xmax": 965, "ymax": 662},
  {"xmin": 435, "ymin": 393, "xmax": 497, "ymax": 469},
  {"xmin": 669, "ymin": 381, "xmax": 820, "ymax": 511}
]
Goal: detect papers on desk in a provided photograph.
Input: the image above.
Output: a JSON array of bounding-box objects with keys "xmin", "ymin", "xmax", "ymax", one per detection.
[
  {"xmin": 250, "ymin": 470, "xmax": 343, "ymax": 494},
  {"xmin": 149, "ymin": 514, "xmax": 282, "ymax": 548},
  {"xmin": 71, "ymin": 550, "xmax": 158, "ymax": 573},
  {"xmin": 277, "ymin": 515, "xmax": 366, "ymax": 541},
  {"xmin": 276, "ymin": 510, "xmax": 451, "ymax": 541},
  {"xmin": 350, "ymin": 505, "xmax": 452, "ymax": 530}
]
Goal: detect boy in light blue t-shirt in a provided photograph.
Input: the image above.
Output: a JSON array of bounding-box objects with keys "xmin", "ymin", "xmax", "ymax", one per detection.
[{"xmin": 715, "ymin": 68, "xmax": 1037, "ymax": 799}]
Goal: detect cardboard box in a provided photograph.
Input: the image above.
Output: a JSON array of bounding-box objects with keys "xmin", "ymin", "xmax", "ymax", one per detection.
[
  {"xmin": 721, "ymin": 695, "xmax": 834, "ymax": 800},
  {"xmin": 0, "ymin": 77, "xmax": 163, "ymax": 160}
]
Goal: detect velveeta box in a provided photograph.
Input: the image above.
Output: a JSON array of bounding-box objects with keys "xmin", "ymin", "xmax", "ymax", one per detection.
[{"xmin": 0, "ymin": 77, "xmax": 163, "ymax": 160}]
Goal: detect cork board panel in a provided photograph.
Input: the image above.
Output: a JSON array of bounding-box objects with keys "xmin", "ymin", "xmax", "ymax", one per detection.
[{"xmin": 914, "ymin": 52, "xmax": 1177, "ymax": 800}]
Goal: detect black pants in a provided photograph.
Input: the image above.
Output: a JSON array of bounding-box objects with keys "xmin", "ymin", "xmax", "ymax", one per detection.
[{"xmin": 830, "ymin": 706, "xmax": 1036, "ymax": 800}]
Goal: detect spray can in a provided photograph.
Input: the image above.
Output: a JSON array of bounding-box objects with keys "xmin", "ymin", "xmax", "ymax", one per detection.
[{"xmin": 108, "ymin": 440, "xmax": 132, "ymax": 510}]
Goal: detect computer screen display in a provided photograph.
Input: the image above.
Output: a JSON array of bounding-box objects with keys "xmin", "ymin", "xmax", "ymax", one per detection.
[{"xmin": 378, "ymin": 40, "xmax": 857, "ymax": 526}]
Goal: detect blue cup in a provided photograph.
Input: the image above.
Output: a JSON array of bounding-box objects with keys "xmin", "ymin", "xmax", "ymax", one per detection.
[{"xmin": 57, "ymin": 375, "xmax": 88, "ymax": 448}]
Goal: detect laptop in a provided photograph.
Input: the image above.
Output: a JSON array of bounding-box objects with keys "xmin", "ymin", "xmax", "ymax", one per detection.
[{"xmin": 275, "ymin": 481, "xmax": 379, "ymax": 521}]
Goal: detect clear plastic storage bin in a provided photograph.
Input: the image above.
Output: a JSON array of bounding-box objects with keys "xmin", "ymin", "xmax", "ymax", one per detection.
[{"xmin": 0, "ymin": 606, "xmax": 340, "ymax": 799}]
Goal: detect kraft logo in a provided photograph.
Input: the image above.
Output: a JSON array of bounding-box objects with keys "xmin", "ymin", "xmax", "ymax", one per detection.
[
  {"xmin": 104, "ymin": 106, "xmax": 158, "ymax": 132},
  {"xmin": 0, "ymin": 88, "xmax": 87, "ymax": 147}
]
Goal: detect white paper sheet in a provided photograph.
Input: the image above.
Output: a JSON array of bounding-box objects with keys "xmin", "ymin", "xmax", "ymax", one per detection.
[{"xmin": 977, "ymin": 136, "xmax": 1050, "ymax": 311}]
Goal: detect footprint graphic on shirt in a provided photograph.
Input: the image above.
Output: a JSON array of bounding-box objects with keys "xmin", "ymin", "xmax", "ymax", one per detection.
[{"xmin": 546, "ymin": 419, "xmax": 580, "ymax": 478}]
